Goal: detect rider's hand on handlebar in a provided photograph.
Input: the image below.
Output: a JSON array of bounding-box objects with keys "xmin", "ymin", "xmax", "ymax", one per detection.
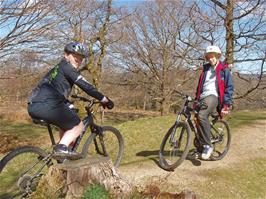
[
  {"xmin": 101, "ymin": 96, "xmax": 114, "ymax": 109},
  {"xmin": 221, "ymin": 104, "xmax": 230, "ymax": 118}
]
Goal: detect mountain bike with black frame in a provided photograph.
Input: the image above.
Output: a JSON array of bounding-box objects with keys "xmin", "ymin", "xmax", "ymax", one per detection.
[
  {"xmin": 0, "ymin": 95, "xmax": 124, "ymax": 198},
  {"xmin": 158, "ymin": 92, "xmax": 231, "ymax": 171}
]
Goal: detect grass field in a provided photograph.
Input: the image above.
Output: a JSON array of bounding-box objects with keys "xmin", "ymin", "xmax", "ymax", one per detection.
[
  {"xmin": 1, "ymin": 110, "xmax": 265, "ymax": 161},
  {"xmin": 116, "ymin": 110, "xmax": 266, "ymax": 165},
  {"xmin": 0, "ymin": 110, "xmax": 265, "ymax": 198},
  {"xmin": 113, "ymin": 110, "xmax": 266, "ymax": 199},
  {"xmin": 195, "ymin": 157, "xmax": 266, "ymax": 199}
]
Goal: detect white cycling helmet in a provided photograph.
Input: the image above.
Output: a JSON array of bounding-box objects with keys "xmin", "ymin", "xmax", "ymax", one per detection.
[{"xmin": 205, "ymin": 45, "xmax": 222, "ymax": 58}]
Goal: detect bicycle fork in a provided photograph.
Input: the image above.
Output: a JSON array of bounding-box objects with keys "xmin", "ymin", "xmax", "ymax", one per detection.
[
  {"xmin": 92, "ymin": 125, "xmax": 109, "ymax": 157},
  {"xmin": 169, "ymin": 115, "xmax": 183, "ymax": 148}
]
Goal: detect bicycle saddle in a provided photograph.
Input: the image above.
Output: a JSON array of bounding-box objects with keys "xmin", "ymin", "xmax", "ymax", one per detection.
[{"xmin": 32, "ymin": 118, "xmax": 49, "ymax": 126}]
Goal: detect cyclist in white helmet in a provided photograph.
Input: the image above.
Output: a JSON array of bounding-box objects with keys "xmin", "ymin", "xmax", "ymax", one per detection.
[{"xmin": 195, "ymin": 45, "xmax": 234, "ymax": 159}]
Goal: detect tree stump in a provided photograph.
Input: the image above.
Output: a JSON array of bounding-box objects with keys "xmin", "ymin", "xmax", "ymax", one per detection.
[{"xmin": 31, "ymin": 156, "xmax": 133, "ymax": 199}]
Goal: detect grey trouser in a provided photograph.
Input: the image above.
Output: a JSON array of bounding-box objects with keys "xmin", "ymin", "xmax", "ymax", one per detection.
[{"xmin": 198, "ymin": 95, "xmax": 218, "ymax": 146}]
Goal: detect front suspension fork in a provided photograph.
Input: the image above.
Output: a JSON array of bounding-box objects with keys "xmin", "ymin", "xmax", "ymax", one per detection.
[{"xmin": 91, "ymin": 125, "xmax": 108, "ymax": 157}]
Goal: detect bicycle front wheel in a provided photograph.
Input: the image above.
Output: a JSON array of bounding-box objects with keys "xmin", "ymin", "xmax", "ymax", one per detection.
[
  {"xmin": 210, "ymin": 120, "xmax": 231, "ymax": 160},
  {"xmin": 82, "ymin": 126, "xmax": 124, "ymax": 168},
  {"xmin": 0, "ymin": 146, "xmax": 51, "ymax": 198},
  {"xmin": 159, "ymin": 121, "xmax": 192, "ymax": 171}
]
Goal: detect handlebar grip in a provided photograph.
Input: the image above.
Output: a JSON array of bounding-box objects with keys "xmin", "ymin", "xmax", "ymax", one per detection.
[
  {"xmin": 101, "ymin": 99, "xmax": 114, "ymax": 109},
  {"xmin": 106, "ymin": 100, "xmax": 114, "ymax": 109}
]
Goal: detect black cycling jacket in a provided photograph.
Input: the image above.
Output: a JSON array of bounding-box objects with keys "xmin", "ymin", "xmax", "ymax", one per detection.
[{"xmin": 29, "ymin": 58, "xmax": 104, "ymax": 103}]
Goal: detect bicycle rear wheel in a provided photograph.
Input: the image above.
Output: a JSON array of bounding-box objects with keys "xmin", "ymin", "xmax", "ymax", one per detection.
[
  {"xmin": 82, "ymin": 126, "xmax": 124, "ymax": 168},
  {"xmin": 210, "ymin": 120, "xmax": 231, "ymax": 160},
  {"xmin": 159, "ymin": 121, "xmax": 192, "ymax": 171},
  {"xmin": 0, "ymin": 146, "xmax": 50, "ymax": 198}
]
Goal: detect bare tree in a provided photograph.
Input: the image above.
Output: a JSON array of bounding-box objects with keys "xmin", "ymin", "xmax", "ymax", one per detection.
[
  {"xmin": 50, "ymin": 0, "xmax": 121, "ymax": 89},
  {"xmin": 0, "ymin": 0, "xmax": 121, "ymax": 105},
  {"xmin": 0, "ymin": 0, "xmax": 56, "ymax": 60},
  {"xmin": 195, "ymin": 0, "xmax": 266, "ymax": 101},
  {"xmin": 111, "ymin": 1, "xmax": 205, "ymax": 115}
]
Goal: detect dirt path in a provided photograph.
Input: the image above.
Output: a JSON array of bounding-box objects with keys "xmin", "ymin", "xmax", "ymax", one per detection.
[{"xmin": 119, "ymin": 120, "xmax": 266, "ymax": 189}]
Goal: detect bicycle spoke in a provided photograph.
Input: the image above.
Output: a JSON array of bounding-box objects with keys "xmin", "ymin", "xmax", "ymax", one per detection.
[
  {"xmin": 159, "ymin": 122, "xmax": 192, "ymax": 170},
  {"xmin": 0, "ymin": 148, "xmax": 50, "ymax": 198},
  {"xmin": 97, "ymin": 131, "xmax": 120, "ymax": 162},
  {"xmin": 83, "ymin": 126, "xmax": 124, "ymax": 167},
  {"xmin": 164, "ymin": 134, "xmax": 187, "ymax": 164},
  {"xmin": 210, "ymin": 120, "xmax": 231, "ymax": 160}
]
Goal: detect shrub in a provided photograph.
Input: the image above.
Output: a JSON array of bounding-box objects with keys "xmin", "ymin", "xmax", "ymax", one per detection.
[{"xmin": 82, "ymin": 184, "xmax": 109, "ymax": 199}]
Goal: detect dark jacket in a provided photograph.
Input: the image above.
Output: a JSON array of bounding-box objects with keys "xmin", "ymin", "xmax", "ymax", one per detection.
[
  {"xmin": 29, "ymin": 58, "xmax": 104, "ymax": 103},
  {"xmin": 195, "ymin": 61, "xmax": 234, "ymax": 111}
]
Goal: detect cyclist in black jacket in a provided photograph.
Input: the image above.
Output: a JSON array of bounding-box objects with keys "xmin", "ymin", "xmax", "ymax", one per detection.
[{"xmin": 28, "ymin": 41, "xmax": 113, "ymax": 157}]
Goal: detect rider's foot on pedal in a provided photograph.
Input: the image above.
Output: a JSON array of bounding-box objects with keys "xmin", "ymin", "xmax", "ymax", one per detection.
[
  {"xmin": 201, "ymin": 145, "xmax": 213, "ymax": 160},
  {"xmin": 53, "ymin": 144, "xmax": 82, "ymax": 160}
]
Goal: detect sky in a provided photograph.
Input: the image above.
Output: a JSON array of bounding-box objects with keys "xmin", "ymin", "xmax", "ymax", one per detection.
[
  {"xmin": 1, "ymin": 0, "xmax": 264, "ymax": 74},
  {"xmin": 112, "ymin": 0, "xmax": 144, "ymax": 8}
]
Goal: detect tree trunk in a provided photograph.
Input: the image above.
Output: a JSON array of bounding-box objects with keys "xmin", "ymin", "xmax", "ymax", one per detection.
[
  {"xmin": 31, "ymin": 156, "xmax": 133, "ymax": 199},
  {"xmin": 225, "ymin": 0, "xmax": 234, "ymax": 68}
]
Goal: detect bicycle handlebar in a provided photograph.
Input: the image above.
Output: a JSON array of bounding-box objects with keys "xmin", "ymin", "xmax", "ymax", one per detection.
[
  {"xmin": 71, "ymin": 94, "xmax": 92, "ymax": 102},
  {"xmin": 71, "ymin": 94, "xmax": 100, "ymax": 109},
  {"xmin": 71, "ymin": 94, "xmax": 114, "ymax": 110},
  {"xmin": 175, "ymin": 91, "xmax": 204, "ymax": 105},
  {"xmin": 173, "ymin": 90, "xmax": 194, "ymax": 102},
  {"xmin": 173, "ymin": 91, "xmax": 208, "ymax": 110}
]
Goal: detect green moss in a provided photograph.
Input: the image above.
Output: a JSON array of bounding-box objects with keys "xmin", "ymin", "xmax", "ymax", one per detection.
[{"xmin": 82, "ymin": 184, "xmax": 109, "ymax": 199}]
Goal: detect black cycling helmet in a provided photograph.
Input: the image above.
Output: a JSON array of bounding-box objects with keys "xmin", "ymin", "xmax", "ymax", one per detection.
[{"xmin": 64, "ymin": 41, "xmax": 87, "ymax": 58}]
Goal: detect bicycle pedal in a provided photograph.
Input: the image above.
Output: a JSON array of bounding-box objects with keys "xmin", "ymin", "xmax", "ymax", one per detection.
[
  {"xmin": 191, "ymin": 151, "xmax": 200, "ymax": 159},
  {"xmin": 194, "ymin": 153, "xmax": 199, "ymax": 159}
]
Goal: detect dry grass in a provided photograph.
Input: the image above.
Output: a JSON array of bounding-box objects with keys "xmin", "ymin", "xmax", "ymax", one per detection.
[{"xmin": 0, "ymin": 106, "xmax": 31, "ymax": 122}]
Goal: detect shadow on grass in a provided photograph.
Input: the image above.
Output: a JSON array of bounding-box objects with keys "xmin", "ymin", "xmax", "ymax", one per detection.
[
  {"xmin": 136, "ymin": 150, "xmax": 202, "ymax": 168},
  {"xmin": 186, "ymin": 153, "xmax": 202, "ymax": 166},
  {"xmin": 136, "ymin": 150, "xmax": 159, "ymax": 157},
  {"xmin": 136, "ymin": 150, "xmax": 162, "ymax": 168}
]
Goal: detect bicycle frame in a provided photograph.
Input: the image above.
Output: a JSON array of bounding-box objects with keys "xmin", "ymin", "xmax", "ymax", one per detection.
[
  {"xmin": 26, "ymin": 111, "xmax": 96, "ymax": 184},
  {"xmin": 41, "ymin": 101, "xmax": 103, "ymax": 154},
  {"xmin": 24, "ymin": 101, "xmax": 103, "ymax": 185},
  {"xmin": 170, "ymin": 94, "xmax": 209, "ymax": 148},
  {"xmin": 0, "ymin": 97, "xmax": 122, "ymax": 198},
  {"xmin": 70, "ymin": 114, "xmax": 93, "ymax": 152},
  {"xmin": 159, "ymin": 93, "xmax": 231, "ymax": 171}
]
